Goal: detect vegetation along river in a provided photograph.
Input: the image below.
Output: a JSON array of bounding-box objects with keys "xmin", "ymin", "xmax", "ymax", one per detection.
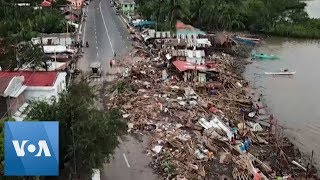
[{"xmin": 244, "ymin": 0, "xmax": 320, "ymax": 169}]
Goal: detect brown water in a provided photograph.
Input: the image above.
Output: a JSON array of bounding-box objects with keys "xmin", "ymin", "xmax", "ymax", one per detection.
[{"xmin": 244, "ymin": 0, "xmax": 320, "ymax": 167}]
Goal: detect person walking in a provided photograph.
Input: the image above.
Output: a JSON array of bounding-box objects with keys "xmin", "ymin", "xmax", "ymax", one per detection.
[{"xmin": 109, "ymin": 60, "xmax": 113, "ymax": 68}]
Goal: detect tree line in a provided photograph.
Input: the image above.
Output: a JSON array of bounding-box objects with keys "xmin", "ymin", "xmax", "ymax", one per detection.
[
  {"xmin": 137, "ymin": 0, "xmax": 320, "ymax": 38},
  {"xmin": 0, "ymin": 1, "xmax": 68, "ymax": 43},
  {"xmin": 0, "ymin": 0, "xmax": 71, "ymax": 71}
]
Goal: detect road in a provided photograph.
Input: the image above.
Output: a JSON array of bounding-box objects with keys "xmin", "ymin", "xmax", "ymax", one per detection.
[
  {"xmin": 78, "ymin": 0, "xmax": 131, "ymax": 81},
  {"xmin": 78, "ymin": 0, "xmax": 159, "ymax": 179}
]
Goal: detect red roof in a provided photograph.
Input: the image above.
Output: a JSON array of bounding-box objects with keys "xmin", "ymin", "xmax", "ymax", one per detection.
[
  {"xmin": 172, "ymin": 60, "xmax": 219, "ymax": 72},
  {"xmin": 176, "ymin": 21, "xmax": 186, "ymax": 29},
  {"xmin": 41, "ymin": 0, "xmax": 52, "ymax": 7},
  {"xmin": 0, "ymin": 71, "xmax": 58, "ymax": 86}
]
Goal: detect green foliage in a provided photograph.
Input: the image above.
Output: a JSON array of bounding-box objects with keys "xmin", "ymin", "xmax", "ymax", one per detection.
[
  {"xmin": 269, "ymin": 19, "xmax": 320, "ymax": 38},
  {"xmin": 0, "ymin": 4, "xmax": 67, "ymax": 42},
  {"xmin": 16, "ymin": 43, "xmax": 47, "ymax": 70},
  {"xmin": 0, "ymin": 118, "xmax": 21, "ymax": 179},
  {"xmin": 27, "ymin": 81, "xmax": 127, "ymax": 177},
  {"xmin": 0, "ymin": 3, "xmax": 69, "ymax": 69},
  {"xmin": 137, "ymin": 0, "xmax": 320, "ymax": 38}
]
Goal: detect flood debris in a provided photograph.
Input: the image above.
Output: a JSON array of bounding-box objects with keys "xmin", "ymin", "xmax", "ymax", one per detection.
[{"xmin": 104, "ymin": 22, "xmax": 319, "ymax": 179}]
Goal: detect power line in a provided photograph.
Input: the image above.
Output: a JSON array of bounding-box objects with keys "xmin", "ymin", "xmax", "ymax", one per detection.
[{"xmin": 0, "ymin": 43, "xmax": 42, "ymax": 78}]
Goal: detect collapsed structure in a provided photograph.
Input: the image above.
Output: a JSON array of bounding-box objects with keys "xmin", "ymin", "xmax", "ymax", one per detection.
[{"xmin": 104, "ymin": 21, "xmax": 318, "ymax": 179}]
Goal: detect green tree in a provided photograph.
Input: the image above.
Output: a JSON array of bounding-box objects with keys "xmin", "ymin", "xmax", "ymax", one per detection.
[
  {"xmin": 136, "ymin": 0, "xmax": 320, "ymax": 38},
  {"xmin": 27, "ymin": 80, "xmax": 127, "ymax": 178},
  {"xmin": 16, "ymin": 43, "xmax": 48, "ymax": 71},
  {"xmin": 0, "ymin": 118, "xmax": 25, "ymax": 179}
]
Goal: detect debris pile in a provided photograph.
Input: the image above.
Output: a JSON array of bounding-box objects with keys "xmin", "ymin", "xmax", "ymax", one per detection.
[{"xmin": 104, "ymin": 26, "xmax": 318, "ymax": 179}]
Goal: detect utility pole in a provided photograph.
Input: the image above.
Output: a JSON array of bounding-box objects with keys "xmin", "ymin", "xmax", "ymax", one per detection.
[{"xmin": 39, "ymin": 33, "xmax": 48, "ymax": 71}]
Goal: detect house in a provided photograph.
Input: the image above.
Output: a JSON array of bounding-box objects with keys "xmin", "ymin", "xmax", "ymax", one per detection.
[
  {"xmin": 41, "ymin": 0, "xmax": 53, "ymax": 7},
  {"xmin": 31, "ymin": 33, "xmax": 75, "ymax": 46},
  {"xmin": 210, "ymin": 32, "xmax": 236, "ymax": 49},
  {"xmin": 67, "ymin": 0, "xmax": 85, "ymax": 10},
  {"xmin": 142, "ymin": 29, "xmax": 172, "ymax": 41},
  {"xmin": 118, "ymin": 0, "xmax": 135, "ymax": 15},
  {"xmin": 171, "ymin": 50, "xmax": 206, "ymax": 65},
  {"xmin": 62, "ymin": 7, "xmax": 82, "ymax": 22},
  {"xmin": 0, "ymin": 71, "xmax": 67, "ymax": 102},
  {"xmin": 176, "ymin": 21, "xmax": 206, "ymax": 40},
  {"xmin": 0, "ymin": 76, "xmax": 26, "ymax": 119},
  {"xmin": 0, "ymin": 71, "xmax": 67, "ymax": 120}
]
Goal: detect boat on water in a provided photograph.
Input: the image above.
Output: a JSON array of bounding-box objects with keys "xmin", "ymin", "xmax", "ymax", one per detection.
[
  {"xmin": 233, "ymin": 36, "xmax": 260, "ymax": 46},
  {"xmin": 265, "ymin": 69, "xmax": 296, "ymax": 75},
  {"xmin": 252, "ymin": 53, "xmax": 279, "ymax": 60}
]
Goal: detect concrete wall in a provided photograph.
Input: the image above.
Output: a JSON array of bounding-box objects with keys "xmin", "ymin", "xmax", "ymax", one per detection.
[
  {"xmin": 8, "ymin": 93, "xmax": 26, "ymax": 116},
  {"xmin": 24, "ymin": 72, "xmax": 67, "ymax": 102},
  {"xmin": 0, "ymin": 94, "xmax": 26, "ymax": 117}
]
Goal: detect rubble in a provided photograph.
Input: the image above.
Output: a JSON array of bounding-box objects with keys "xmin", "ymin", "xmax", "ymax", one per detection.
[{"xmin": 103, "ymin": 25, "xmax": 319, "ymax": 179}]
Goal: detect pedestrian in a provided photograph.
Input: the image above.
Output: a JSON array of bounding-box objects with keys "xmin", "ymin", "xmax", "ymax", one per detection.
[
  {"xmin": 231, "ymin": 127, "xmax": 237, "ymax": 140},
  {"xmin": 256, "ymin": 104, "xmax": 260, "ymax": 115},
  {"xmin": 231, "ymin": 132, "xmax": 236, "ymax": 145},
  {"xmin": 258, "ymin": 94, "xmax": 263, "ymax": 102},
  {"xmin": 109, "ymin": 60, "xmax": 113, "ymax": 68},
  {"xmin": 269, "ymin": 114, "xmax": 274, "ymax": 133}
]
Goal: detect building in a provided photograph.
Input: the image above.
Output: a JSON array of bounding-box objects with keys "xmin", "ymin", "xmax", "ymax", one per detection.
[
  {"xmin": 0, "ymin": 71, "xmax": 67, "ymax": 120},
  {"xmin": 31, "ymin": 33, "xmax": 74, "ymax": 46},
  {"xmin": 67, "ymin": 0, "xmax": 85, "ymax": 10},
  {"xmin": 175, "ymin": 21, "xmax": 206, "ymax": 39},
  {"xmin": 0, "ymin": 76, "xmax": 26, "ymax": 119},
  {"xmin": 118, "ymin": 0, "xmax": 135, "ymax": 15}
]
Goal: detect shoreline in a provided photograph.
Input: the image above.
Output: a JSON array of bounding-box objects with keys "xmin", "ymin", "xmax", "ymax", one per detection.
[
  {"xmin": 243, "ymin": 36, "xmax": 320, "ymax": 176},
  {"xmin": 103, "ymin": 25, "xmax": 319, "ymax": 179}
]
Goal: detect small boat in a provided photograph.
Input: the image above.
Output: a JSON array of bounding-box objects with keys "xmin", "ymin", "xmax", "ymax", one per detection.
[
  {"xmin": 233, "ymin": 36, "xmax": 260, "ymax": 46},
  {"xmin": 264, "ymin": 70, "xmax": 296, "ymax": 75},
  {"xmin": 252, "ymin": 53, "xmax": 279, "ymax": 60}
]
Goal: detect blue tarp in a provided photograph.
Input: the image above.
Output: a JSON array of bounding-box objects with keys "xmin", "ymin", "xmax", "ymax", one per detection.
[
  {"xmin": 233, "ymin": 37, "xmax": 258, "ymax": 46},
  {"xmin": 132, "ymin": 20, "xmax": 156, "ymax": 27}
]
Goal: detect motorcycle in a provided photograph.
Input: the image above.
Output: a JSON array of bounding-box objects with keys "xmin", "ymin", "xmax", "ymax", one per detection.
[{"xmin": 86, "ymin": 42, "xmax": 89, "ymax": 48}]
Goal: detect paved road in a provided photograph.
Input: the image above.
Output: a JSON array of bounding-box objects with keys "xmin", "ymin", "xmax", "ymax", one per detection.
[
  {"xmin": 78, "ymin": 0, "xmax": 131, "ymax": 80},
  {"xmin": 78, "ymin": 1, "xmax": 159, "ymax": 179},
  {"xmin": 102, "ymin": 135, "xmax": 159, "ymax": 180}
]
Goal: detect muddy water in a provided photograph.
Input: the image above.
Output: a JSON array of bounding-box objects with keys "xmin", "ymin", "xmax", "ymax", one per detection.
[
  {"xmin": 244, "ymin": 1, "xmax": 320, "ymax": 167},
  {"xmin": 244, "ymin": 38, "xmax": 320, "ymax": 165}
]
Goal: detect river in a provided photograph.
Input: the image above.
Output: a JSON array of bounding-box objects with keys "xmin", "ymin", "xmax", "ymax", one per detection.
[{"xmin": 244, "ymin": 0, "xmax": 320, "ymax": 169}]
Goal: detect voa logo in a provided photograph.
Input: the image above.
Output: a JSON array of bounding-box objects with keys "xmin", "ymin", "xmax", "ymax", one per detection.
[
  {"xmin": 12, "ymin": 140, "xmax": 51, "ymax": 157},
  {"xmin": 5, "ymin": 121, "xmax": 59, "ymax": 176}
]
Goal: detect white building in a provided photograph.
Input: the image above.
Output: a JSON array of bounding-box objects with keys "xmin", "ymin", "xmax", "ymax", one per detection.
[{"xmin": 0, "ymin": 71, "xmax": 67, "ymax": 121}]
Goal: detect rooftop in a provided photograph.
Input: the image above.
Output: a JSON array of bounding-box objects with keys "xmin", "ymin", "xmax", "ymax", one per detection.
[{"xmin": 0, "ymin": 71, "xmax": 58, "ymax": 87}]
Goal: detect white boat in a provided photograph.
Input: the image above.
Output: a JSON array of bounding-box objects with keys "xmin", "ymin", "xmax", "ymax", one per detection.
[{"xmin": 264, "ymin": 71, "xmax": 296, "ymax": 75}]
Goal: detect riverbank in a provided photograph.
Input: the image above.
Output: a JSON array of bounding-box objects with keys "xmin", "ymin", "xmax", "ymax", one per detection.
[
  {"xmin": 245, "ymin": 36, "xmax": 320, "ymax": 176},
  {"xmin": 101, "ymin": 27, "xmax": 318, "ymax": 178}
]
